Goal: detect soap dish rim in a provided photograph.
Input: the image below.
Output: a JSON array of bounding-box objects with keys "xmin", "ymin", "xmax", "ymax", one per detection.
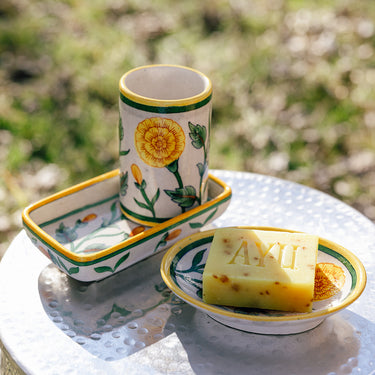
[{"xmin": 161, "ymin": 226, "xmax": 367, "ymax": 323}]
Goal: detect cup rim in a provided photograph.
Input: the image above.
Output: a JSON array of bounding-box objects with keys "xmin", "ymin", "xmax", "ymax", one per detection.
[{"xmin": 119, "ymin": 64, "xmax": 212, "ymax": 108}]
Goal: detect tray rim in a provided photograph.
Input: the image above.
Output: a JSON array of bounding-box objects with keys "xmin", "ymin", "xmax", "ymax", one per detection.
[
  {"xmin": 22, "ymin": 169, "xmax": 232, "ymax": 264},
  {"xmin": 160, "ymin": 226, "xmax": 367, "ymax": 323}
]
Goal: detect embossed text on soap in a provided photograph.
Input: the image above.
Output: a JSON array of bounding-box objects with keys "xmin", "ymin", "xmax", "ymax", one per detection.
[{"xmin": 228, "ymin": 240, "xmax": 302, "ymax": 270}]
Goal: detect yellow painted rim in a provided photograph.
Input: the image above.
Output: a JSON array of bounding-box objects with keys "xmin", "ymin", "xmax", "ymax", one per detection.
[
  {"xmin": 160, "ymin": 226, "xmax": 367, "ymax": 323},
  {"xmin": 22, "ymin": 170, "xmax": 231, "ymax": 263},
  {"xmin": 119, "ymin": 64, "xmax": 212, "ymax": 108},
  {"xmin": 22, "ymin": 169, "xmax": 120, "ymax": 263}
]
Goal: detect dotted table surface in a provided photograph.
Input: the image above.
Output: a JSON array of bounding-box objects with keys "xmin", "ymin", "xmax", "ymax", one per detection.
[{"xmin": 1, "ymin": 170, "xmax": 374, "ymax": 375}]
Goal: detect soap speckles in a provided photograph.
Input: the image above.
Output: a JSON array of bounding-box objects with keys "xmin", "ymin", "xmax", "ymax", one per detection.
[
  {"xmin": 203, "ymin": 228, "xmax": 318, "ymax": 313},
  {"xmin": 219, "ymin": 275, "xmax": 229, "ymax": 283},
  {"xmin": 222, "ymin": 238, "xmax": 230, "ymax": 247},
  {"xmin": 231, "ymin": 283, "xmax": 240, "ymax": 292},
  {"xmin": 212, "ymin": 274, "xmax": 229, "ymax": 283},
  {"xmin": 222, "ymin": 238, "xmax": 233, "ymax": 255}
]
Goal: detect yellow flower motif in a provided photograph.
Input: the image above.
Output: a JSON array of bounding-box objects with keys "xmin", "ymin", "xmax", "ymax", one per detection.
[
  {"xmin": 135, "ymin": 117, "xmax": 185, "ymax": 168},
  {"xmin": 131, "ymin": 163, "xmax": 143, "ymax": 185}
]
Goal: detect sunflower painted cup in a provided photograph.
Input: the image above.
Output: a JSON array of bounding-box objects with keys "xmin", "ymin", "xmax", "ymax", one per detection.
[{"xmin": 118, "ymin": 64, "xmax": 212, "ymax": 226}]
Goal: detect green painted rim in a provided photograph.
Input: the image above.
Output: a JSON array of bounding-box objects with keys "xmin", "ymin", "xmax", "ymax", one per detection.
[
  {"xmin": 120, "ymin": 202, "xmax": 171, "ymax": 224},
  {"xmin": 24, "ymin": 198, "xmax": 228, "ymax": 266},
  {"xmin": 318, "ymin": 243, "xmax": 357, "ymax": 291},
  {"xmin": 169, "ymin": 237, "xmax": 359, "ymax": 310},
  {"xmin": 161, "ymin": 227, "xmax": 366, "ymax": 323},
  {"xmin": 119, "ymin": 91, "xmax": 212, "ymax": 114}
]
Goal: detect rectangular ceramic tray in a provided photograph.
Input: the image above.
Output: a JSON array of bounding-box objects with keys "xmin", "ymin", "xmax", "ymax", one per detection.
[{"xmin": 22, "ymin": 169, "xmax": 231, "ymax": 281}]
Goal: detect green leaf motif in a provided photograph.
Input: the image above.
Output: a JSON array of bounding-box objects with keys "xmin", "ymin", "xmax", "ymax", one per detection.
[
  {"xmin": 153, "ymin": 232, "xmax": 169, "ymax": 253},
  {"xmin": 99, "ymin": 201, "xmax": 121, "ymax": 228},
  {"xmin": 175, "ymin": 247, "xmax": 207, "ymax": 277},
  {"xmin": 134, "ymin": 198, "xmax": 151, "ymax": 210},
  {"xmin": 164, "ymin": 185, "xmax": 197, "ymax": 208},
  {"xmin": 197, "ymin": 289, "xmax": 203, "ymax": 299},
  {"xmin": 204, "ymin": 207, "xmax": 218, "ymax": 222},
  {"xmin": 135, "ymin": 179, "xmax": 147, "ymax": 190},
  {"xmin": 192, "ymin": 249, "xmax": 205, "ymax": 268},
  {"xmin": 94, "ymin": 266, "xmax": 113, "ymax": 274},
  {"xmin": 197, "ymin": 162, "xmax": 206, "ymax": 177},
  {"xmin": 119, "ymin": 119, "xmax": 130, "ymax": 155},
  {"xmin": 120, "ymin": 171, "xmax": 128, "ymax": 196},
  {"xmin": 166, "ymin": 159, "xmax": 179, "ymax": 173},
  {"xmin": 108, "ymin": 201, "xmax": 120, "ymax": 225},
  {"xmin": 114, "ymin": 252, "xmax": 130, "ymax": 271},
  {"xmin": 188, "ymin": 122, "xmax": 207, "ymax": 149},
  {"xmin": 48, "ymin": 249, "xmax": 59, "ymax": 266},
  {"xmin": 55, "ymin": 222, "xmax": 78, "ymax": 243},
  {"xmin": 189, "ymin": 208, "xmax": 218, "ymax": 229},
  {"xmin": 133, "ymin": 176, "xmax": 158, "ymax": 217},
  {"xmin": 94, "ymin": 252, "xmax": 130, "ymax": 274},
  {"xmin": 189, "ymin": 222, "xmax": 204, "ymax": 229},
  {"xmin": 119, "ymin": 117, "xmax": 124, "ymax": 141},
  {"xmin": 68, "ymin": 266, "xmax": 80, "ymax": 275},
  {"xmin": 48, "ymin": 249, "xmax": 79, "ymax": 275},
  {"xmin": 151, "ymin": 188, "xmax": 160, "ymax": 206}
]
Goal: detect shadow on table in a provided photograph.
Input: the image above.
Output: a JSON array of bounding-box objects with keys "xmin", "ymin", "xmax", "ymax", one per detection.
[
  {"xmin": 170, "ymin": 308, "xmax": 374, "ymax": 375},
  {"xmin": 38, "ymin": 251, "xmax": 187, "ymax": 362},
  {"xmin": 38, "ymin": 255, "xmax": 374, "ymax": 374}
]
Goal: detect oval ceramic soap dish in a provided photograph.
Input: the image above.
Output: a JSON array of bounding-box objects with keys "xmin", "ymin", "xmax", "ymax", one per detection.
[
  {"xmin": 160, "ymin": 227, "xmax": 366, "ymax": 335},
  {"xmin": 22, "ymin": 169, "xmax": 231, "ymax": 282}
]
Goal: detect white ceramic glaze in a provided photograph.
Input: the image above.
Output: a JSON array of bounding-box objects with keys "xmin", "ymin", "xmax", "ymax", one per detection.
[
  {"xmin": 22, "ymin": 169, "xmax": 231, "ymax": 282},
  {"xmin": 118, "ymin": 65, "xmax": 212, "ymax": 226},
  {"xmin": 161, "ymin": 227, "xmax": 367, "ymax": 335}
]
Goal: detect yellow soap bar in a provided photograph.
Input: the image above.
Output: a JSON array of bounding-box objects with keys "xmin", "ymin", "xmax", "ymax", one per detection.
[{"xmin": 202, "ymin": 228, "xmax": 319, "ymax": 313}]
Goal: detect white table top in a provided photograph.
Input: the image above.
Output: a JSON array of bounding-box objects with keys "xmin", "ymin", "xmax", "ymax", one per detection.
[{"xmin": 1, "ymin": 170, "xmax": 374, "ymax": 374}]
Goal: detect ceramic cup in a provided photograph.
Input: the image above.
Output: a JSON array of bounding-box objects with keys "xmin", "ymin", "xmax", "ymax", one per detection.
[{"xmin": 118, "ymin": 64, "xmax": 212, "ymax": 226}]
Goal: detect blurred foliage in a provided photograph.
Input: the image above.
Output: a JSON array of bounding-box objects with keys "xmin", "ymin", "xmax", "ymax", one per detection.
[{"xmin": 1, "ymin": 0, "xmax": 375, "ymax": 257}]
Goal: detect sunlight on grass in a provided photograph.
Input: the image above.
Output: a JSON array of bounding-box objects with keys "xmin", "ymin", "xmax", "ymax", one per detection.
[{"xmin": 1, "ymin": 0, "xmax": 375, "ymax": 257}]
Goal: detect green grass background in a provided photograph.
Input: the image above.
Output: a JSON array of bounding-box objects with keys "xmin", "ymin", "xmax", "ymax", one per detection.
[{"xmin": 1, "ymin": 0, "xmax": 375, "ymax": 257}]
